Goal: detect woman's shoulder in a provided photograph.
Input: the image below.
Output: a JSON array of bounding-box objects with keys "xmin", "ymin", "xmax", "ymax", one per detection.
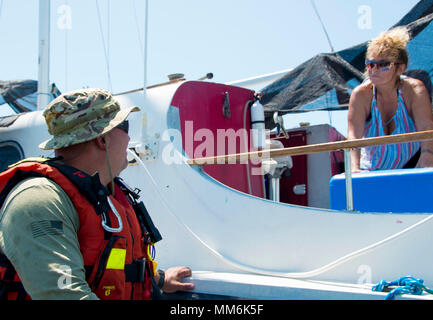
[
  {"xmin": 351, "ymin": 80, "xmax": 373, "ymax": 103},
  {"xmin": 401, "ymin": 76, "xmax": 429, "ymax": 96}
]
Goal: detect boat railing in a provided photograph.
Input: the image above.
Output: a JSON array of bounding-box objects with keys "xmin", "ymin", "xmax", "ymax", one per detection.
[{"xmin": 187, "ymin": 129, "xmax": 433, "ymax": 211}]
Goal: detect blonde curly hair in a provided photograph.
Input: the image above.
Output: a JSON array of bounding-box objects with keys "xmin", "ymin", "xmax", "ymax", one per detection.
[{"xmin": 366, "ymin": 26, "xmax": 410, "ymax": 66}]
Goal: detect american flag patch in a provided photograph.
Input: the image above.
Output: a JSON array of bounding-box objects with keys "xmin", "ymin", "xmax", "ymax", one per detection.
[{"xmin": 30, "ymin": 220, "xmax": 63, "ymax": 238}]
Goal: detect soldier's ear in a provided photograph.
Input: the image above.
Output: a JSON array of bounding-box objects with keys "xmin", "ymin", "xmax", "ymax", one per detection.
[{"xmin": 95, "ymin": 135, "xmax": 108, "ymax": 150}]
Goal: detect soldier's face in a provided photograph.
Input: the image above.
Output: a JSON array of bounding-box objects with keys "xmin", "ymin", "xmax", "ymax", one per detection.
[{"xmin": 106, "ymin": 127, "xmax": 130, "ymax": 175}]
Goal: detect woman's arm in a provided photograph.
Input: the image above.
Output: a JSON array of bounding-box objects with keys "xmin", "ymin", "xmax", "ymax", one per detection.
[
  {"xmin": 405, "ymin": 79, "xmax": 433, "ymax": 168},
  {"xmin": 347, "ymin": 85, "xmax": 371, "ymax": 171}
]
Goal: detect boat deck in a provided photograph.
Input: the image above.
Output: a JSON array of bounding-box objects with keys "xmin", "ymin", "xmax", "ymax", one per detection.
[{"xmin": 168, "ymin": 272, "xmax": 433, "ymax": 300}]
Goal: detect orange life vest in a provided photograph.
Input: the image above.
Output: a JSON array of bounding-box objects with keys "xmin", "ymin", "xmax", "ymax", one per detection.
[{"xmin": 0, "ymin": 158, "xmax": 159, "ymax": 300}]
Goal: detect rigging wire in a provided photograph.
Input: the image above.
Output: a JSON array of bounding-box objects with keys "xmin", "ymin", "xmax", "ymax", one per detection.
[
  {"xmin": 107, "ymin": 0, "xmax": 110, "ymax": 64},
  {"xmin": 310, "ymin": 0, "xmax": 335, "ymax": 53},
  {"xmin": 64, "ymin": 0, "xmax": 69, "ymax": 91},
  {"xmin": 310, "ymin": 0, "xmax": 335, "ymax": 127},
  {"xmin": 95, "ymin": 0, "xmax": 113, "ymax": 92},
  {"xmin": 132, "ymin": 0, "xmax": 145, "ymax": 63}
]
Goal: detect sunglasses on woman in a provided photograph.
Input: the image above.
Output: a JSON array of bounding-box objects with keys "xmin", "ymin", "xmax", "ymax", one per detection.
[{"xmin": 365, "ymin": 59, "xmax": 394, "ymax": 71}]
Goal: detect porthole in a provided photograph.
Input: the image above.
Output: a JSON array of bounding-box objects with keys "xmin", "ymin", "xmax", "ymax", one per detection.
[{"xmin": 0, "ymin": 141, "xmax": 24, "ymax": 172}]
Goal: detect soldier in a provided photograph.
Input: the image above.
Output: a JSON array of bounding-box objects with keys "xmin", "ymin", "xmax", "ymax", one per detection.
[{"xmin": 0, "ymin": 88, "xmax": 194, "ymax": 300}]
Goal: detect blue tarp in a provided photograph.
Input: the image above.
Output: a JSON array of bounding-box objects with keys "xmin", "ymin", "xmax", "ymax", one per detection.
[{"xmin": 0, "ymin": 80, "xmax": 60, "ymax": 114}]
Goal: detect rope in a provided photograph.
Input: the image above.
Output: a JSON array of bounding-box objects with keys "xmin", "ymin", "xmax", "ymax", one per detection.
[
  {"xmin": 372, "ymin": 276, "xmax": 433, "ymax": 300},
  {"xmin": 132, "ymin": 0, "xmax": 144, "ymax": 62}
]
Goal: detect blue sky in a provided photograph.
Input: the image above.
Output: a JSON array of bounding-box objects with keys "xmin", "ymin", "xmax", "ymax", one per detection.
[
  {"xmin": 0, "ymin": 0, "xmax": 420, "ymax": 91},
  {"xmin": 0, "ymin": 0, "xmax": 422, "ymax": 131}
]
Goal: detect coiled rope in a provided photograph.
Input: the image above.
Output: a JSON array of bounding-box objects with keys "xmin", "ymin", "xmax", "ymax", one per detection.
[{"xmin": 372, "ymin": 276, "xmax": 433, "ymax": 300}]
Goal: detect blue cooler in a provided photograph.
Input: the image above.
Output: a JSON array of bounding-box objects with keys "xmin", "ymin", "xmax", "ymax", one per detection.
[{"xmin": 329, "ymin": 168, "xmax": 433, "ymax": 213}]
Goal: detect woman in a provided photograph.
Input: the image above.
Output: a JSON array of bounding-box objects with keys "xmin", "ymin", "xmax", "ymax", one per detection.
[{"xmin": 347, "ymin": 26, "xmax": 433, "ymax": 171}]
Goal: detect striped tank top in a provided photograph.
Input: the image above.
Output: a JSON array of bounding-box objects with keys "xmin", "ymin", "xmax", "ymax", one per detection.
[{"xmin": 360, "ymin": 86, "xmax": 420, "ymax": 170}]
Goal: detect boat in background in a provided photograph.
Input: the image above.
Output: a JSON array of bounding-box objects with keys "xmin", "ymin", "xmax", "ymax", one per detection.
[
  {"xmin": 2, "ymin": 0, "xmax": 433, "ymax": 300},
  {"xmin": 2, "ymin": 76, "xmax": 433, "ymax": 300}
]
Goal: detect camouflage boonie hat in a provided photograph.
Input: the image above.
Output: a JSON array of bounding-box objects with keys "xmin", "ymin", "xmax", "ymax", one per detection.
[{"xmin": 39, "ymin": 88, "xmax": 140, "ymax": 150}]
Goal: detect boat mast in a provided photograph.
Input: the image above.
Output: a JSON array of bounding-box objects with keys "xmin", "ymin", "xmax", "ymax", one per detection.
[{"xmin": 37, "ymin": 0, "xmax": 51, "ymax": 110}]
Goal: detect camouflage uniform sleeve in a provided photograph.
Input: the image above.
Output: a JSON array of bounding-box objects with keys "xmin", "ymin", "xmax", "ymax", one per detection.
[{"xmin": 0, "ymin": 177, "xmax": 99, "ymax": 300}]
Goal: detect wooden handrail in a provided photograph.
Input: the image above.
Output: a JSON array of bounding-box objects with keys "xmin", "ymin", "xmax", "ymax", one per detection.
[{"xmin": 187, "ymin": 129, "xmax": 433, "ymax": 165}]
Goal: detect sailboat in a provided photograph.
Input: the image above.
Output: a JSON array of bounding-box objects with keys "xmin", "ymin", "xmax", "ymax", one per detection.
[{"xmin": 2, "ymin": 0, "xmax": 433, "ymax": 300}]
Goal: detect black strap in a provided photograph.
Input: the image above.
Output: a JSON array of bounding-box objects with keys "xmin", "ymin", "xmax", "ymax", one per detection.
[
  {"xmin": 0, "ymin": 253, "xmax": 18, "ymax": 281},
  {"xmin": 124, "ymin": 259, "xmax": 146, "ymax": 283},
  {"xmin": 0, "ymin": 159, "xmax": 111, "ymax": 217},
  {"xmin": 0, "ymin": 253, "xmax": 28, "ymax": 300},
  {"xmin": 0, "ymin": 281, "xmax": 28, "ymax": 300},
  {"xmin": 46, "ymin": 160, "xmax": 110, "ymax": 215},
  {"xmin": 115, "ymin": 177, "xmax": 162, "ymax": 244}
]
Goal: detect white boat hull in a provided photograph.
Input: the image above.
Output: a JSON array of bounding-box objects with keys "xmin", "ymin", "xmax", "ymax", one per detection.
[
  {"xmin": 2, "ymin": 82, "xmax": 432, "ymax": 300},
  {"xmin": 116, "ymin": 85, "xmax": 433, "ymax": 299}
]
